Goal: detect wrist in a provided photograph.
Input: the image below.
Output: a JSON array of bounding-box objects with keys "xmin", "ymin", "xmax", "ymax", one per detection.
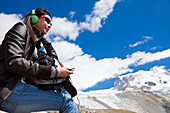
[
  {"xmin": 56, "ymin": 67, "xmax": 61, "ymax": 77},
  {"xmin": 50, "ymin": 66, "xmax": 56, "ymax": 78}
]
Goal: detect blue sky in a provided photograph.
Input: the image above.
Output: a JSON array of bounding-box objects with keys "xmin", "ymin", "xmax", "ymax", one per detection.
[{"xmin": 0, "ymin": 0, "xmax": 170, "ymax": 91}]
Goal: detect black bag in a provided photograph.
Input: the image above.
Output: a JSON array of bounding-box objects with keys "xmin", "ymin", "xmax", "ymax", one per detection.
[
  {"xmin": 25, "ymin": 50, "xmax": 77, "ymax": 98},
  {"xmin": 36, "ymin": 76, "xmax": 77, "ymax": 98},
  {"xmin": 63, "ymin": 76, "xmax": 77, "ymax": 98}
]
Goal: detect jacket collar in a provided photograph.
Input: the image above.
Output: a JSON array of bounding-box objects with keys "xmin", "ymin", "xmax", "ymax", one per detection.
[{"xmin": 32, "ymin": 25, "xmax": 44, "ymax": 39}]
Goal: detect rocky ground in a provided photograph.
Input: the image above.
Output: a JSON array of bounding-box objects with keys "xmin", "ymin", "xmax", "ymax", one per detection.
[
  {"xmin": 75, "ymin": 103, "xmax": 135, "ymax": 113},
  {"xmin": 31, "ymin": 108, "xmax": 135, "ymax": 113},
  {"xmin": 115, "ymin": 90, "xmax": 170, "ymax": 113}
]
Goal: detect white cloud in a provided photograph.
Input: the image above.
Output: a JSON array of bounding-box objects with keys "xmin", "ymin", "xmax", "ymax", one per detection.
[
  {"xmin": 0, "ymin": 13, "xmax": 21, "ymax": 44},
  {"xmin": 48, "ymin": 0, "xmax": 118, "ymax": 40},
  {"xmin": 48, "ymin": 17, "xmax": 80, "ymax": 41},
  {"xmin": 151, "ymin": 47, "xmax": 157, "ymax": 50},
  {"xmin": 52, "ymin": 39, "xmax": 84, "ymax": 61},
  {"xmin": 69, "ymin": 11, "xmax": 76, "ymax": 19},
  {"xmin": 80, "ymin": 0, "xmax": 118, "ymax": 33},
  {"xmin": 51, "ymin": 38, "xmax": 170, "ymax": 90},
  {"xmin": 150, "ymin": 46, "xmax": 161, "ymax": 50},
  {"xmin": 129, "ymin": 36, "xmax": 153, "ymax": 47},
  {"xmin": 143, "ymin": 36, "xmax": 153, "ymax": 40},
  {"xmin": 128, "ymin": 49, "xmax": 170, "ymax": 66}
]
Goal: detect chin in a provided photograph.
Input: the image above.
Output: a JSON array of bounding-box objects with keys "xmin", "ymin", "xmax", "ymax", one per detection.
[{"xmin": 43, "ymin": 31, "xmax": 47, "ymax": 34}]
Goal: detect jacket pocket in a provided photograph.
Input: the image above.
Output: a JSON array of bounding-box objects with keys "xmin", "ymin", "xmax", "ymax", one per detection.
[{"xmin": 12, "ymin": 81, "xmax": 27, "ymax": 95}]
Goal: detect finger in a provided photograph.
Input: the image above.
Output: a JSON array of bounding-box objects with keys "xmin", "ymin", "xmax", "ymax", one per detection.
[
  {"xmin": 67, "ymin": 71, "xmax": 73, "ymax": 74},
  {"xmin": 65, "ymin": 67, "xmax": 70, "ymax": 70}
]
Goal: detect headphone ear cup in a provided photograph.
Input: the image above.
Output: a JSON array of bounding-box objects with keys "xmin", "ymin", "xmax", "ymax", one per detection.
[{"xmin": 31, "ymin": 15, "xmax": 39, "ymax": 24}]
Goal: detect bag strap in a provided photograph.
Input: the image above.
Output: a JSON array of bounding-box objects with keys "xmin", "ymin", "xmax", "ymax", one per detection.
[
  {"xmin": 36, "ymin": 37, "xmax": 62, "ymax": 67},
  {"xmin": 40, "ymin": 37, "xmax": 59, "ymax": 59}
]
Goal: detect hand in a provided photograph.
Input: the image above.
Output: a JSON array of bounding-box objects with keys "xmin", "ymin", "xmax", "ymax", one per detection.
[{"xmin": 57, "ymin": 67, "xmax": 73, "ymax": 78}]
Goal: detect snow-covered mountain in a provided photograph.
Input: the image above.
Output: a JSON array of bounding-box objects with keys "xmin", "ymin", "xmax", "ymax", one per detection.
[
  {"xmin": 74, "ymin": 66, "xmax": 170, "ymax": 113},
  {"xmin": 114, "ymin": 66, "xmax": 170, "ymax": 94}
]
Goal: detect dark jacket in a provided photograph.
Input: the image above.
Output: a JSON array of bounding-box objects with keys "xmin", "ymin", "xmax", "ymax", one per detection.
[{"xmin": 0, "ymin": 22, "xmax": 55, "ymax": 100}]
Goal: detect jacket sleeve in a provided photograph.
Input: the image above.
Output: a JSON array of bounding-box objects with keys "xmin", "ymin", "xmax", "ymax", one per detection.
[{"xmin": 4, "ymin": 22, "xmax": 52, "ymax": 78}]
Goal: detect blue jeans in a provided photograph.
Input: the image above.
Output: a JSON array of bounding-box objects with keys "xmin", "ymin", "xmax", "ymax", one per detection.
[{"xmin": 0, "ymin": 81, "xmax": 79, "ymax": 113}]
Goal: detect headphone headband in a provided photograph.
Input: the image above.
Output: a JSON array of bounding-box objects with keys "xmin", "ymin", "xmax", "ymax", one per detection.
[{"xmin": 31, "ymin": 10, "xmax": 36, "ymax": 15}]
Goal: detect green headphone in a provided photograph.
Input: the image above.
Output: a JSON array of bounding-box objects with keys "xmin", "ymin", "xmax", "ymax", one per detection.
[{"xmin": 31, "ymin": 10, "xmax": 38, "ymax": 24}]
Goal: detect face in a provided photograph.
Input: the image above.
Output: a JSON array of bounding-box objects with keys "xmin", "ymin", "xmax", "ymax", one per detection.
[{"xmin": 34, "ymin": 15, "xmax": 52, "ymax": 34}]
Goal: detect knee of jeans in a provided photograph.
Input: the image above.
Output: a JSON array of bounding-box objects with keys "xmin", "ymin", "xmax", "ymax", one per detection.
[
  {"xmin": 62, "ymin": 93, "xmax": 72, "ymax": 105},
  {"xmin": 60, "ymin": 93, "xmax": 74, "ymax": 109},
  {"xmin": 60, "ymin": 90, "xmax": 79, "ymax": 112}
]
